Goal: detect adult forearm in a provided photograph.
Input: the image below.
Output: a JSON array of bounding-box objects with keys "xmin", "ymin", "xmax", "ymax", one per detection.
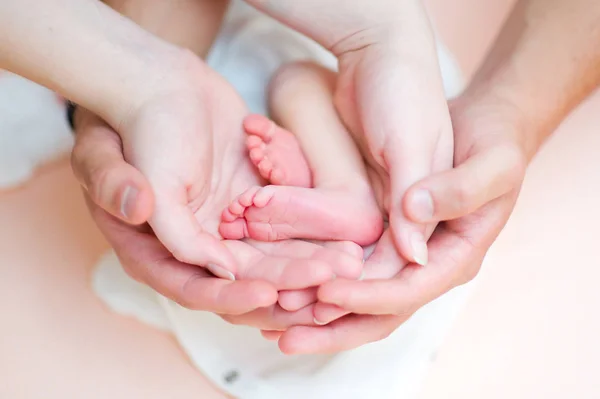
[
  {"xmin": 243, "ymin": 0, "xmax": 432, "ymax": 55},
  {"xmin": 467, "ymin": 0, "xmax": 600, "ymax": 159},
  {"xmin": 102, "ymin": 0, "xmax": 229, "ymax": 58},
  {"xmin": 0, "ymin": 0, "xmax": 186, "ymax": 128}
]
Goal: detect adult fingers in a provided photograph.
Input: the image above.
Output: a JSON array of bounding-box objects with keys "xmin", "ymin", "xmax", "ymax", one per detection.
[
  {"xmin": 317, "ymin": 216, "xmax": 492, "ymax": 316},
  {"xmin": 278, "ymin": 288, "xmax": 317, "ymax": 312},
  {"xmin": 313, "ymin": 232, "xmax": 403, "ymax": 324},
  {"xmin": 221, "ymin": 303, "xmax": 316, "ymax": 331},
  {"xmin": 71, "ymin": 108, "xmax": 154, "ymax": 225},
  {"xmin": 150, "ymin": 195, "xmax": 238, "ymax": 279},
  {"xmin": 88, "ymin": 198, "xmax": 277, "ymax": 314},
  {"xmin": 279, "ymin": 314, "xmax": 402, "ymax": 355},
  {"xmin": 249, "ymin": 239, "xmax": 364, "ymax": 279},
  {"xmin": 312, "ymin": 302, "xmax": 347, "ymax": 325},
  {"xmin": 297, "ymin": 199, "xmax": 515, "ymax": 354},
  {"xmin": 358, "ymin": 50, "xmax": 453, "ymax": 267},
  {"xmin": 404, "ymin": 144, "xmax": 526, "ymax": 223},
  {"xmin": 275, "ymin": 240, "xmax": 363, "ymax": 310},
  {"xmin": 233, "ymin": 253, "xmax": 335, "ymax": 290}
]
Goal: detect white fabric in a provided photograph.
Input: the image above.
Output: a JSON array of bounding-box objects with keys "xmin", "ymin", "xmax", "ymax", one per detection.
[
  {"xmin": 95, "ymin": 252, "xmax": 473, "ymax": 399},
  {"xmin": 94, "ymin": 3, "xmax": 472, "ymax": 399}
]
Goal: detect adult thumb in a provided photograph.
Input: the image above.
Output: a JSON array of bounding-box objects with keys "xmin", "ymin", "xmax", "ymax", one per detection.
[
  {"xmin": 403, "ymin": 145, "xmax": 526, "ymax": 223},
  {"xmin": 70, "ymin": 108, "xmax": 154, "ymax": 225}
]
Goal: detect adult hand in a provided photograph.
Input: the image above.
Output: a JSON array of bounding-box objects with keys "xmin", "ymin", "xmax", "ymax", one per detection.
[
  {"xmin": 273, "ymin": 89, "xmax": 528, "ymax": 354},
  {"xmin": 70, "ymin": 78, "xmax": 363, "ymax": 322},
  {"xmin": 86, "ymin": 54, "xmax": 356, "ymax": 284},
  {"xmin": 66, "ymin": 0, "xmax": 364, "ymax": 328},
  {"xmin": 246, "ymin": 0, "xmax": 453, "ymax": 266},
  {"xmin": 236, "ymin": 0, "xmax": 453, "ymax": 340}
]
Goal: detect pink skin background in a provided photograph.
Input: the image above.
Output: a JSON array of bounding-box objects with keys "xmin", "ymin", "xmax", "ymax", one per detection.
[{"xmin": 1, "ymin": 0, "xmax": 599, "ymax": 397}]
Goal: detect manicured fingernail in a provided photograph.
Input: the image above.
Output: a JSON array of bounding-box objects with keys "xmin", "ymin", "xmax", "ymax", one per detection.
[
  {"xmin": 207, "ymin": 263, "xmax": 236, "ymax": 281},
  {"xmin": 313, "ymin": 317, "xmax": 328, "ymax": 326},
  {"xmin": 411, "ymin": 232, "xmax": 428, "ymax": 266},
  {"xmin": 120, "ymin": 185, "xmax": 138, "ymax": 221},
  {"xmin": 411, "ymin": 189, "xmax": 434, "ymax": 222}
]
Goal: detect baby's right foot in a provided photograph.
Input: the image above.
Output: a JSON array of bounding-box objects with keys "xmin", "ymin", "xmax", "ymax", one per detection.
[
  {"xmin": 244, "ymin": 115, "xmax": 312, "ymax": 187},
  {"xmin": 219, "ymin": 184, "xmax": 384, "ymax": 246}
]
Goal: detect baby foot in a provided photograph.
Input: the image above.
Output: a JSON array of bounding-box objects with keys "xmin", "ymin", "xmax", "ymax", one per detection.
[
  {"xmin": 219, "ymin": 185, "xmax": 384, "ymax": 246},
  {"xmin": 244, "ymin": 114, "xmax": 312, "ymax": 187}
]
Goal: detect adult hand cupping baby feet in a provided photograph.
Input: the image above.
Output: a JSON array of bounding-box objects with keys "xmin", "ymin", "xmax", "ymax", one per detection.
[
  {"xmin": 245, "ymin": 0, "xmax": 453, "ymax": 269},
  {"xmin": 272, "ymin": 87, "xmax": 529, "ymax": 354},
  {"xmin": 70, "ymin": 55, "xmax": 364, "ymax": 328},
  {"xmin": 217, "ymin": 0, "xmax": 456, "ymax": 342}
]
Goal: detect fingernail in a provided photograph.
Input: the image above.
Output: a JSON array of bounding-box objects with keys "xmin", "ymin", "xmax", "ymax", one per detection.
[
  {"xmin": 313, "ymin": 317, "xmax": 328, "ymax": 326},
  {"xmin": 411, "ymin": 232, "xmax": 429, "ymax": 266},
  {"xmin": 207, "ymin": 263, "xmax": 236, "ymax": 281},
  {"xmin": 411, "ymin": 189, "xmax": 434, "ymax": 222},
  {"xmin": 120, "ymin": 185, "xmax": 138, "ymax": 221},
  {"xmin": 358, "ymin": 271, "xmax": 365, "ymax": 281}
]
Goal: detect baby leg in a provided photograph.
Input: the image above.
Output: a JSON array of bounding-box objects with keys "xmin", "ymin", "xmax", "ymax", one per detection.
[
  {"xmin": 267, "ymin": 62, "xmax": 372, "ymax": 190},
  {"xmin": 219, "ymin": 62, "xmax": 383, "ymax": 246}
]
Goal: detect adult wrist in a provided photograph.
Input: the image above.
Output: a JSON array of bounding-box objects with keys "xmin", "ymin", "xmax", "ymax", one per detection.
[
  {"xmin": 66, "ymin": 44, "xmax": 208, "ymax": 141},
  {"xmin": 100, "ymin": 46, "xmax": 206, "ymax": 131},
  {"xmin": 61, "ymin": 42, "xmax": 183, "ymax": 132},
  {"xmin": 459, "ymin": 67, "xmax": 556, "ymax": 163}
]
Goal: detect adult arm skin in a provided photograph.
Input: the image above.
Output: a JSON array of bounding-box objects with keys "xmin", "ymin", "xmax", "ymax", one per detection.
[{"xmin": 0, "ymin": 0, "xmax": 191, "ymax": 129}]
